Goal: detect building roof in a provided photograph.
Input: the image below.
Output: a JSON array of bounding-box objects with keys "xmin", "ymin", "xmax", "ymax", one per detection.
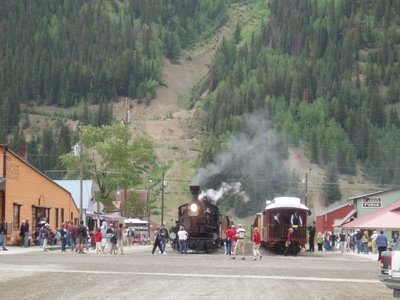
[
  {"xmin": 347, "ymin": 188, "xmax": 400, "ymax": 201},
  {"xmin": 53, "ymin": 180, "xmax": 94, "ymax": 210},
  {"xmin": 318, "ymin": 202, "xmax": 352, "ymax": 216},
  {"xmin": 4, "ymin": 146, "xmax": 75, "ymax": 203},
  {"xmin": 342, "ymin": 201, "xmax": 400, "ymax": 229},
  {"xmin": 265, "ymin": 197, "xmax": 309, "ymax": 211},
  {"xmin": 334, "ymin": 209, "xmax": 357, "ymax": 227}
]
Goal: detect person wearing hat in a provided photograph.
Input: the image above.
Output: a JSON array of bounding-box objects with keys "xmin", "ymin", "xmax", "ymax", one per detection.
[
  {"xmin": 177, "ymin": 226, "xmax": 188, "ymax": 254},
  {"xmin": 232, "ymin": 224, "xmax": 246, "ymax": 260}
]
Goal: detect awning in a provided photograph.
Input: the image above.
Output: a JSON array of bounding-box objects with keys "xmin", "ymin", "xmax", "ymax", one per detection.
[
  {"xmin": 335, "ymin": 209, "xmax": 356, "ymax": 227},
  {"xmin": 32, "ymin": 205, "xmax": 52, "ymax": 209}
]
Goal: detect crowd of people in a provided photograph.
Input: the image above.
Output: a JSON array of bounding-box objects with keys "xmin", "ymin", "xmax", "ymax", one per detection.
[
  {"xmin": 3, "ymin": 216, "xmax": 399, "ymax": 262},
  {"xmin": 310, "ymin": 227, "xmax": 399, "ymax": 260},
  {"xmin": 223, "ymin": 224, "xmax": 262, "ymax": 261},
  {"xmin": 12, "ymin": 218, "xmax": 148, "ymax": 255}
]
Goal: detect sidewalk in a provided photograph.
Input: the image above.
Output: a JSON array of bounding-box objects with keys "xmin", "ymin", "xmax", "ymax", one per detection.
[
  {"xmin": 0, "ymin": 245, "xmax": 61, "ymax": 255},
  {"xmin": 0, "ymin": 244, "xmax": 153, "ymax": 255},
  {"xmin": 344, "ymin": 250, "xmax": 380, "ymax": 261}
]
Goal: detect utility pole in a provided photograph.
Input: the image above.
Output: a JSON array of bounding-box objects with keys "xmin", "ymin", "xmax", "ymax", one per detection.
[
  {"xmin": 79, "ymin": 125, "xmax": 83, "ymax": 224},
  {"xmin": 161, "ymin": 172, "xmax": 165, "ymax": 226},
  {"xmin": 147, "ymin": 179, "xmax": 152, "ymax": 239},
  {"xmin": 122, "ymin": 97, "xmax": 130, "ymax": 216},
  {"xmin": 304, "ymin": 172, "xmax": 308, "ymax": 207}
]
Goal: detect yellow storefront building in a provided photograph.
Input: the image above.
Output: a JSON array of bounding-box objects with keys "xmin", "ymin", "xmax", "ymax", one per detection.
[{"xmin": 0, "ymin": 145, "xmax": 79, "ymax": 245}]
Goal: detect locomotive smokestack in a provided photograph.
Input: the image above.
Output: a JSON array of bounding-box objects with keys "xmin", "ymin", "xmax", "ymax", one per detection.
[{"xmin": 189, "ymin": 185, "xmax": 200, "ymax": 201}]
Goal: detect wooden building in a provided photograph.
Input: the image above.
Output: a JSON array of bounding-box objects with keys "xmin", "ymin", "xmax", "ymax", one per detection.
[
  {"xmin": 315, "ymin": 203, "xmax": 354, "ymax": 234},
  {"xmin": 0, "ymin": 145, "xmax": 79, "ymax": 245}
]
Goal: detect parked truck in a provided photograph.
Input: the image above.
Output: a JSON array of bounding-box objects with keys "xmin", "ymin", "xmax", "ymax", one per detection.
[{"xmin": 379, "ymin": 239, "xmax": 400, "ymax": 298}]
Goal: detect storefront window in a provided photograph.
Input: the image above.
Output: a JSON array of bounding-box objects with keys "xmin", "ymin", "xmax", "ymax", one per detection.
[
  {"xmin": 61, "ymin": 208, "xmax": 64, "ymax": 224},
  {"xmin": 13, "ymin": 204, "xmax": 21, "ymax": 230}
]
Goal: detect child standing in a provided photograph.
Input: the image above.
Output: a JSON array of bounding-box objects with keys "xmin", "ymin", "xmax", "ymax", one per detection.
[{"xmin": 95, "ymin": 228, "xmax": 102, "ymax": 254}]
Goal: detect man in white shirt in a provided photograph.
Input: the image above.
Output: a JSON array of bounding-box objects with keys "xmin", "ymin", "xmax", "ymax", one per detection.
[
  {"xmin": 177, "ymin": 226, "xmax": 188, "ymax": 254},
  {"xmin": 232, "ymin": 224, "xmax": 246, "ymax": 260},
  {"xmin": 291, "ymin": 211, "xmax": 303, "ymax": 226}
]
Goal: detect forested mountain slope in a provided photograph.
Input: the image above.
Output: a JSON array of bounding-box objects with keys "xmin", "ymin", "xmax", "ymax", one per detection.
[
  {"xmin": 0, "ymin": 0, "xmax": 228, "ymax": 133},
  {"xmin": 1, "ymin": 0, "xmax": 398, "ymax": 220},
  {"xmin": 196, "ymin": 0, "xmax": 400, "ymax": 216}
]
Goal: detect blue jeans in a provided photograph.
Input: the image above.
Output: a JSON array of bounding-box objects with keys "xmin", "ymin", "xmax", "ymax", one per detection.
[
  {"xmin": 160, "ymin": 237, "xmax": 167, "ymax": 253},
  {"xmin": 70, "ymin": 237, "xmax": 76, "ymax": 250},
  {"xmin": 356, "ymin": 240, "xmax": 362, "ymax": 253},
  {"xmin": 363, "ymin": 243, "xmax": 369, "ymax": 254},
  {"xmin": 24, "ymin": 232, "xmax": 30, "ymax": 247},
  {"xmin": 179, "ymin": 239, "xmax": 187, "ymax": 254},
  {"xmin": 0, "ymin": 233, "xmax": 7, "ymax": 249},
  {"xmin": 61, "ymin": 237, "xmax": 67, "ymax": 251},
  {"xmin": 225, "ymin": 240, "xmax": 232, "ymax": 255}
]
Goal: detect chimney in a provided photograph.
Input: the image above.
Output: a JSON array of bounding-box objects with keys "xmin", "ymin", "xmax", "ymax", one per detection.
[{"xmin": 189, "ymin": 185, "xmax": 200, "ymax": 201}]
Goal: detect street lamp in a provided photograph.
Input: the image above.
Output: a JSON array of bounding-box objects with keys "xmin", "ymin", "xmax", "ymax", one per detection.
[
  {"xmin": 147, "ymin": 179, "xmax": 152, "ymax": 239},
  {"xmin": 161, "ymin": 172, "xmax": 168, "ymax": 226},
  {"xmin": 72, "ymin": 127, "xmax": 84, "ymax": 224},
  {"xmin": 78, "ymin": 125, "xmax": 83, "ymax": 224}
]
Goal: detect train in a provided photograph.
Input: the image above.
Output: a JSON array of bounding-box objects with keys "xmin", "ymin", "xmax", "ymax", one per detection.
[
  {"xmin": 252, "ymin": 196, "xmax": 310, "ymax": 255},
  {"xmin": 169, "ymin": 185, "xmax": 230, "ymax": 253}
]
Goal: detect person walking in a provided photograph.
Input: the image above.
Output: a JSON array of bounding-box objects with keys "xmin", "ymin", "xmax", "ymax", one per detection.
[
  {"xmin": 95, "ymin": 228, "xmax": 102, "ymax": 254},
  {"xmin": 68, "ymin": 221, "xmax": 78, "ymax": 252},
  {"xmin": 376, "ymin": 231, "xmax": 388, "ymax": 261},
  {"xmin": 42, "ymin": 224, "xmax": 50, "ymax": 251},
  {"xmin": 177, "ymin": 226, "xmax": 188, "ymax": 254},
  {"xmin": 116, "ymin": 223, "xmax": 124, "ymax": 255},
  {"xmin": 230, "ymin": 225, "xmax": 237, "ymax": 255},
  {"xmin": 308, "ymin": 221, "xmax": 316, "ymax": 252},
  {"xmin": 151, "ymin": 227, "xmax": 163, "ymax": 255},
  {"xmin": 224, "ymin": 227, "xmax": 231, "ymax": 255},
  {"xmin": 362, "ymin": 231, "xmax": 370, "ymax": 254},
  {"xmin": 59, "ymin": 224, "xmax": 68, "ymax": 252},
  {"xmin": 355, "ymin": 229, "xmax": 363, "ymax": 254},
  {"xmin": 232, "ymin": 224, "xmax": 246, "ymax": 260},
  {"xmin": 76, "ymin": 221, "xmax": 88, "ymax": 254},
  {"xmin": 338, "ymin": 230, "xmax": 346, "ymax": 253},
  {"xmin": 0, "ymin": 218, "xmax": 8, "ymax": 251},
  {"xmin": 100, "ymin": 222, "xmax": 107, "ymax": 253},
  {"xmin": 159, "ymin": 224, "xmax": 168, "ymax": 255},
  {"xmin": 252, "ymin": 227, "xmax": 262, "ymax": 260}
]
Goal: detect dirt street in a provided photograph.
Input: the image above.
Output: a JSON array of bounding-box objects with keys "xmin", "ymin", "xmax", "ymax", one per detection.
[{"xmin": 0, "ymin": 244, "xmax": 392, "ymax": 300}]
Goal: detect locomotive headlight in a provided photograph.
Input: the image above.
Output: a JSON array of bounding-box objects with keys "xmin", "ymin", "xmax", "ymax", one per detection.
[{"xmin": 190, "ymin": 203, "xmax": 198, "ymax": 213}]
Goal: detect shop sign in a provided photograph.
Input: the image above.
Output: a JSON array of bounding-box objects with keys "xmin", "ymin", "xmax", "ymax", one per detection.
[{"xmin": 362, "ymin": 197, "xmax": 382, "ymax": 208}]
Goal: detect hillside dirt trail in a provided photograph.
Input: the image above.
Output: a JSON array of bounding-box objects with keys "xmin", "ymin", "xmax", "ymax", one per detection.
[
  {"xmin": 113, "ymin": 8, "xmax": 378, "ymax": 220},
  {"xmin": 113, "ymin": 18, "xmax": 241, "ymax": 223}
]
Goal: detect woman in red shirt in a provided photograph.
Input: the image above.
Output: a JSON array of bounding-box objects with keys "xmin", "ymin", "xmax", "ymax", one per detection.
[{"xmin": 252, "ymin": 227, "xmax": 262, "ymax": 260}]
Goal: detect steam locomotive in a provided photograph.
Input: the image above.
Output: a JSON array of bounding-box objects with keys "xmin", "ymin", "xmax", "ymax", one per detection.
[
  {"xmin": 169, "ymin": 185, "xmax": 230, "ymax": 253},
  {"xmin": 252, "ymin": 196, "xmax": 310, "ymax": 255}
]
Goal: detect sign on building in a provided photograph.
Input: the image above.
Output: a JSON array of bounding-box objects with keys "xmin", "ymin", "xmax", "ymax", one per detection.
[{"xmin": 362, "ymin": 197, "xmax": 382, "ymax": 208}]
